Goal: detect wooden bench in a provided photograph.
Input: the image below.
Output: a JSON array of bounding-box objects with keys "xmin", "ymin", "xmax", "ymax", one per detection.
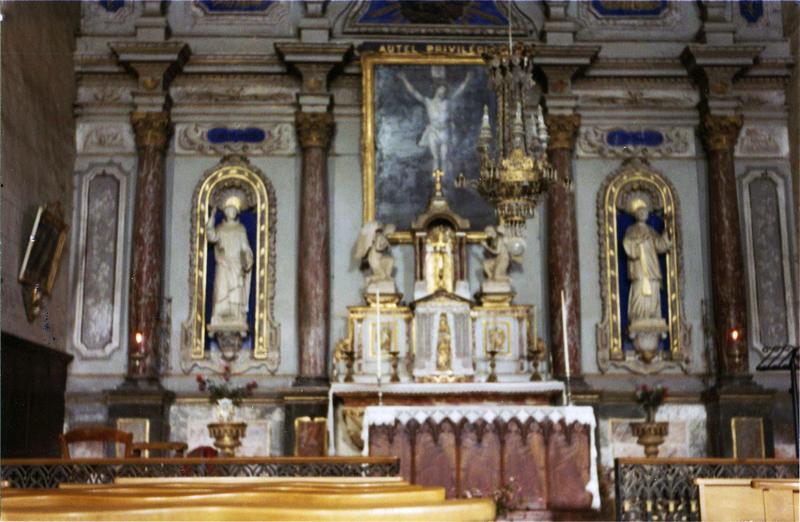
[
  {"xmin": 1, "ymin": 480, "xmax": 495, "ymax": 521},
  {"xmin": 695, "ymin": 478, "xmax": 799, "ymax": 522}
]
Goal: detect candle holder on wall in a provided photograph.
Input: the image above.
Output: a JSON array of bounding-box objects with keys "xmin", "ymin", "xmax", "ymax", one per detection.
[
  {"xmin": 389, "ymin": 349, "xmax": 401, "ymax": 383},
  {"xmin": 486, "ymin": 349, "xmax": 499, "ymax": 383},
  {"xmin": 527, "ymin": 338, "xmax": 545, "ymax": 381}
]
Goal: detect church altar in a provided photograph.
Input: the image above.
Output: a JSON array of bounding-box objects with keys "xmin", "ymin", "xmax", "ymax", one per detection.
[
  {"xmin": 327, "ymin": 381, "xmax": 565, "ymax": 454},
  {"xmin": 362, "ymin": 405, "xmax": 599, "ymax": 511}
]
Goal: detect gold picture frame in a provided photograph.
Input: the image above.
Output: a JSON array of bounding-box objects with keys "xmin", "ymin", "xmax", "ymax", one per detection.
[
  {"xmin": 361, "ymin": 47, "xmax": 498, "ymax": 243},
  {"xmin": 731, "ymin": 416, "xmax": 765, "ymax": 459},
  {"xmin": 18, "ymin": 202, "xmax": 68, "ymax": 321}
]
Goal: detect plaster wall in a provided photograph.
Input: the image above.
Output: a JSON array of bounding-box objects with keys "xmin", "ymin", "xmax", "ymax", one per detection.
[{"xmin": 1, "ymin": 1, "xmax": 80, "ymax": 350}]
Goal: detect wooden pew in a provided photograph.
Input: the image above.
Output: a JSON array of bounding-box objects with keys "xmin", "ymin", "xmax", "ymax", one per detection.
[
  {"xmin": 1, "ymin": 480, "xmax": 496, "ymax": 521},
  {"xmin": 695, "ymin": 478, "xmax": 799, "ymax": 522}
]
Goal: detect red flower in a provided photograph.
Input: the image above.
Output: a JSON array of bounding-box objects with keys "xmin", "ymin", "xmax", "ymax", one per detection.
[{"xmin": 196, "ymin": 375, "xmax": 205, "ymax": 383}]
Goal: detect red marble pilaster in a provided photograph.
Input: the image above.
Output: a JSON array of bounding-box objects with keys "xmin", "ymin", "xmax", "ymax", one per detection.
[
  {"xmin": 701, "ymin": 114, "xmax": 748, "ymax": 376},
  {"xmin": 127, "ymin": 111, "xmax": 170, "ymax": 380},
  {"xmin": 295, "ymin": 111, "xmax": 335, "ymax": 384},
  {"xmin": 545, "ymin": 114, "xmax": 583, "ymax": 381}
]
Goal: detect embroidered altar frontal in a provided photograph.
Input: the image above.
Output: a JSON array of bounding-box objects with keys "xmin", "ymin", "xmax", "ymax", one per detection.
[{"xmin": 363, "ymin": 405, "xmax": 599, "ymax": 512}]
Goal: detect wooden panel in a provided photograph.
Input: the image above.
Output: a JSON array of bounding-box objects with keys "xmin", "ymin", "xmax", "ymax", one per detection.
[
  {"xmin": 504, "ymin": 420, "xmax": 546, "ymax": 510},
  {"xmin": 459, "ymin": 422, "xmax": 500, "ymax": 498},
  {"xmin": 414, "ymin": 421, "xmax": 457, "ymax": 497},
  {"xmin": 1, "ymin": 333, "xmax": 72, "ymax": 458},
  {"xmin": 370, "ymin": 416, "xmax": 594, "ymax": 512},
  {"xmin": 546, "ymin": 421, "xmax": 593, "ymax": 510},
  {"xmin": 696, "ymin": 479, "xmax": 764, "ymax": 522}
]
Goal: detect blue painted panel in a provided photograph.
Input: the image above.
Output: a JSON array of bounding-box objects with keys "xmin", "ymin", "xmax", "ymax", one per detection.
[
  {"xmin": 739, "ymin": 1, "xmax": 764, "ymax": 23},
  {"xmin": 591, "ymin": 0, "xmax": 668, "ymax": 17},
  {"xmin": 197, "ymin": 0, "xmax": 273, "ymax": 13},
  {"xmin": 616, "ymin": 211, "xmax": 670, "ymax": 353},
  {"xmin": 207, "ymin": 127, "xmax": 266, "ymax": 144},
  {"xmin": 607, "ymin": 129, "xmax": 664, "ymax": 148},
  {"xmin": 98, "ymin": 0, "xmax": 125, "ymax": 13},
  {"xmin": 205, "ymin": 208, "xmax": 257, "ymax": 354},
  {"xmin": 358, "ymin": 1, "xmax": 508, "ymax": 26}
]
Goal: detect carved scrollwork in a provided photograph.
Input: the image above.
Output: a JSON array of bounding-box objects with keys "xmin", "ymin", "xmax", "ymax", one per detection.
[
  {"xmin": 596, "ymin": 158, "xmax": 691, "ymax": 374},
  {"xmin": 576, "ymin": 127, "xmax": 693, "ymax": 158},
  {"xmin": 175, "ymin": 123, "xmax": 296, "ymax": 156},
  {"xmin": 701, "ymin": 114, "xmax": 743, "ymax": 153},
  {"xmin": 295, "ymin": 112, "xmax": 335, "ymax": 150},
  {"xmin": 181, "ymin": 155, "xmax": 280, "ymax": 374},
  {"xmin": 545, "ymin": 114, "xmax": 581, "ymax": 152}
]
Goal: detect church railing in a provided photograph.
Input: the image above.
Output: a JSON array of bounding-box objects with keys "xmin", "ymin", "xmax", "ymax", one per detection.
[
  {"xmin": 0, "ymin": 456, "xmax": 400, "ymax": 489},
  {"xmin": 614, "ymin": 457, "xmax": 799, "ymax": 521}
]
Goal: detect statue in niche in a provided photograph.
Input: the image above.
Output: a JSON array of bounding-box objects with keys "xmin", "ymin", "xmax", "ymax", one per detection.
[
  {"xmin": 436, "ymin": 313, "xmax": 452, "ymax": 372},
  {"xmin": 398, "ymin": 69, "xmax": 472, "ymax": 172},
  {"xmin": 206, "ymin": 190, "xmax": 253, "ymax": 359},
  {"xmin": 354, "ymin": 221, "xmax": 397, "ymax": 294},
  {"xmin": 623, "ymin": 195, "xmax": 672, "ymax": 362}
]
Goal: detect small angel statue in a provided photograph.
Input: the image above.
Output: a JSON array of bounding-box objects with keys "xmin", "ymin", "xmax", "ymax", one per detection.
[
  {"xmin": 353, "ymin": 221, "xmax": 397, "ymax": 294},
  {"xmin": 481, "ymin": 225, "xmax": 521, "ymax": 295}
]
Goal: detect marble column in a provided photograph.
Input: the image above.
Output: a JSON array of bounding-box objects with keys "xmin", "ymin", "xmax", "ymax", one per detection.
[
  {"xmin": 295, "ymin": 111, "xmax": 335, "ymax": 385},
  {"xmin": 701, "ymin": 114, "xmax": 748, "ymax": 376},
  {"xmin": 127, "ymin": 111, "xmax": 170, "ymax": 380},
  {"xmin": 545, "ymin": 114, "xmax": 583, "ymax": 381}
]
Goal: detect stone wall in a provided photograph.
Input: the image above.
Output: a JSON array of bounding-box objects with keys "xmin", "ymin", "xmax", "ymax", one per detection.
[
  {"xmin": 59, "ymin": 1, "xmax": 798, "ymax": 465},
  {"xmin": 1, "ymin": 1, "xmax": 79, "ymax": 350}
]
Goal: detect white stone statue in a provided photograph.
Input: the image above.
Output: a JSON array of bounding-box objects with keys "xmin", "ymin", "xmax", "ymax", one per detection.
[
  {"xmin": 623, "ymin": 197, "xmax": 672, "ymax": 361},
  {"xmin": 354, "ymin": 221, "xmax": 397, "ymax": 294},
  {"xmin": 482, "ymin": 225, "xmax": 511, "ymax": 283},
  {"xmin": 480, "ymin": 225, "xmax": 521, "ymax": 297},
  {"xmin": 206, "ymin": 193, "xmax": 253, "ymax": 336},
  {"xmin": 398, "ymin": 70, "xmax": 472, "ymax": 172}
]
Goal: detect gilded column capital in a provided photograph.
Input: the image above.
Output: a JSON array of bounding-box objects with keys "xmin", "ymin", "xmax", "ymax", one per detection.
[
  {"xmin": 295, "ymin": 111, "xmax": 335, "ymax": 150},
  {"xmin": 132, "ymin": 111, "xmax": 171, "ymax": 152},
  {"xmin": 545, "ymin": 114, "xmax": 581, "ymax": 151},
  {"xmin": 701, "ymin": 114, "xmax": 743, "ymax": 152}
]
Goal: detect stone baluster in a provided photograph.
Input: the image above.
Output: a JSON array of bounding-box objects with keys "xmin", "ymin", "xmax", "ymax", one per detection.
[
  {"xmin": 295, "ymin": 111, "xmax": 335, "ymax": 385},
  {"xmin": 109, "ymin": 14, "xmax": 188, "ymax": 380},
  {"xmin": 701, "ymin": 114, "xmax": 749, "ymax": 376},
  {"xmin": 128, "ymin": 111, "xmax": 171, "ymax": 379},
  {"xmin": 545, "ymin": 114, "xmax": 583, "ymax": 381},
  {"xmin": 276, "ymin": 42, "xmax": 351, "ymax": 386},
  {"xmin": 535, "ymin": 40, "xmax": 597, "ymax": 386},
  {"xmin": 683, "ymin": 43, "xmax": 761, "ymax": 378}
]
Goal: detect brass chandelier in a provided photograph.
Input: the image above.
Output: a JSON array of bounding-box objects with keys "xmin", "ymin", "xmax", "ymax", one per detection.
[
  {"xmin": 474, "ymin": 42, "xmax": 557, "ymax": 241},
  {"xmin": 457, "ymin": 1, "xmax": 562, "ymax": 248}
]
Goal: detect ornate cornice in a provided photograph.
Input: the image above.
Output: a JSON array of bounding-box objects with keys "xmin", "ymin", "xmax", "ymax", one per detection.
[
  {"xmin": 701, "ymin": 114, "xmax": 743, "ymax": 152},
  {"xmin": 545, "ymin": 114, "xmax": 581, "ymax": 151},
  {"xmin": 132, "ymin": 111, "xmax": 171, "ymax": 152},
  {"xmin": 295, "ymin": 111, "xmax": 334, "ymax": 150}
]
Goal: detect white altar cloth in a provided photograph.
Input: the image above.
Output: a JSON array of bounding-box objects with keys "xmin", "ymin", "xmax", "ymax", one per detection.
[
  {"xmin": 327, "ymin": 381, "xmax": 566, "ymax": 457},
  {"xmin": 361, "ymin": 404, "xmax": 599, "ymax": 510}
]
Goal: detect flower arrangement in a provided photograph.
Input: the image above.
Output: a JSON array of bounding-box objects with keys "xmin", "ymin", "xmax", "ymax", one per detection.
[
  {"xmin": 196, "ymin": 365, "xmax": 257, "ymax": 407},
  {"xmin": 634, "ymin": 384, "xmax": 667, "ymax": 422},
  {"xmin": 463, "ymin": 477, "xmax": 521, "ymax": 519}
]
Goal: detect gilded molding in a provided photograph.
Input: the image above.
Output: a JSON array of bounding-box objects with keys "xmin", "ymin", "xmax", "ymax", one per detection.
[
  {"xmin": 701, "ymin": 114, "xmax": 743, "ymax": 152},
  {"xmin": 295, "ymin": 111, "xmax": 335, "ymax": 149},
  {"xmin": 595, "ymin": 158, "xmax": 691, "ymax": 375},
  {"xmin": 545, "ymin": 114, "xmax": 581, "ymax": 151},
  {"xmin": 132, "ymin": 111, "xmax": 171, "ymax": 151}
]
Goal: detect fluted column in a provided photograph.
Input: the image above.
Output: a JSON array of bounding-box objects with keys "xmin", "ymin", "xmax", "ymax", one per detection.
[
  {"xmin": 701, "ymin": 114, "xmax": 748, "ymax": 376},
  {"xmin": 127, "ymin": 111, "xmax": 170, "ymax": 380},
  {"xmin": 295, "ymin": 111, "xmax": 335, "ymax": 385},
  {"xmin": 546, "ymin": 114, "xmax": 582, "ymax": 381}
]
